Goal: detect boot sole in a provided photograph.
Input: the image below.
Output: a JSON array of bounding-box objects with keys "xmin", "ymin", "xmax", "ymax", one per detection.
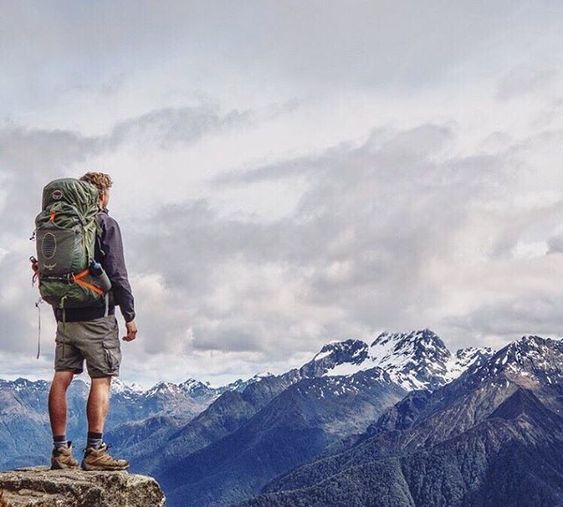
[
  {"xmin": 81, "ymin": 462, "xmax": 129, "ymax": 471},
  {"xmin": 51, "ymin": 461, "xmax": 79, "ymax": 470}
]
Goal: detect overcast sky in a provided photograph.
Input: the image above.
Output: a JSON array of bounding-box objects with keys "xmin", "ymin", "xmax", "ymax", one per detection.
[{"xmin": 2, "ymin": 1, "xmax": 563, "ymax": 387}]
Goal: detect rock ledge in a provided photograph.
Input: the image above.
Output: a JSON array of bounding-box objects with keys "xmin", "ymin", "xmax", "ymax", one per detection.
[{"xmin": 0, "ymin": 466, "xmax": 165, "ymax": 507}]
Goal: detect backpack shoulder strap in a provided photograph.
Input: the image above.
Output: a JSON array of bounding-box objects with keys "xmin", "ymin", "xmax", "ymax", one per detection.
[{"xmin": 94, "ymin": 211, "xmax": 105, "ymax": 257}]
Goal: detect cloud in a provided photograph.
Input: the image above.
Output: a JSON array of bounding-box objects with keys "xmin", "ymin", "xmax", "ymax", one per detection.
[
  {"xmin": 497, "ymin": 65, "xmax": 558, "ymax": 100},
  {"xmin": 4, "ymin": 1, "xmax": 563, "ymax": 386},
  {"xmin": 445, "ymin": 290, "xmax": 563, "ymax": 346},
  {"xmin": 5, "ymin": 0, "xmax": 563, "ymax": 123},
  {"xmin": 124, "ymin": 115, "xmax": 563, "ymax": 374},
  {"xmin": 0, "ymin": 103, "xmax": 251, "ymax": 219},
  {"xmin": 546, "ymin": 229, "xmax": 563, "ymax": 254},
  {"xmin": 107, "ymin": 106, "xmax": 252, "ymax": 149},
  {"xmin": 0, "ymin": 104, "xmax": 253, "ymax": 377},
  {"xmin": 6, "ymin": 116, "xmax": 561, "ymax": 384},
  {"xmin": 124, "ymin": 124, "xmax": 512, "ymax": 361}
]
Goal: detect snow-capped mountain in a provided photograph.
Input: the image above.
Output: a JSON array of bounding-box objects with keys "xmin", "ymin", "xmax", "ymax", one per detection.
[
  {"xmin": 300, "ymin": 338, "xmax": 368, "ymax": 378},
  {"xmin": 178, "ymin": 378, "xmax": 219, "ymax": 398},
  {"xmin": 0, "ymin": 375, "xmax": 237, "ymax": 470},
  {"xmin": 229, "ymin": 371, "xmax": 276, "ymax": 393},
  {"xmin": 145, "ymin": 381, "xmax": 185, "ymax": 398},
  {"xmin": 248, "ymin": 334, "xmax": 563, "ymax": 507},
  {"xmin": 5, "ymin": 330, "xmax": 559, "ymax": 506},
  {"xmin": 108, "ymin": 377, "xmax": 145, "ymax": 396},
  {"xmin": 465, "ymin": 335, "xmax": 563, "ymax": 387},
  {"xmin": 111, "ymin": 376, "xmax": 247, "ymax": 402},
  {"xmin": 302, "ymin": 328, "xmax": 494, "ymax": 390},
  {"xmin": 154, "ymin": 330, "xmax": 496, "ymax": 506}
]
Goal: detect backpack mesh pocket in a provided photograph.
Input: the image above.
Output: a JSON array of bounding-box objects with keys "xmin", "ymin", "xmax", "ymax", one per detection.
[{"xmin": 36, "ymin": 226, "xmax": 80, "ymax": 276}]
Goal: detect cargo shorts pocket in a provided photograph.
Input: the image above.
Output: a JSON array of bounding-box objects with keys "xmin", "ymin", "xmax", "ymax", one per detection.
[
  {"xmin": 54, "ymin": 325, "xmax": 84, "ymax": 373},
  {"xmin": 102, "ymin": 320, "xmax": 121, "ymax": 374},
  {"xmin": 103, "ymin": 343, "xmax": 121, "ymax": 372}
]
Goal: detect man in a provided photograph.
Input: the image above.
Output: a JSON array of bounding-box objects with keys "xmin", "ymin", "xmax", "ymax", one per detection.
[{"xmin": 48, "ymin": 172, "xmax": 138, "ymax": 470}]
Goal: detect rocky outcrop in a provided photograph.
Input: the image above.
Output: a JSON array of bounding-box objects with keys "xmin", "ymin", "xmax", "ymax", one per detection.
[{"xmin": 0, "ymin": 467, "xmax": 165, "ymax": 506}]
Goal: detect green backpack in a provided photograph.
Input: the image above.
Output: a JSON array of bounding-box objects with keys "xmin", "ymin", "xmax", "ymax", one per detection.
[{"xmin": 34, "ymin": 178, "xmax": 110, "ymax": 311}]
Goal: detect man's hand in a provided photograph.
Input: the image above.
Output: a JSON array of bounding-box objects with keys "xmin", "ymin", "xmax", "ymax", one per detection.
[
  {"xmin": 123, "ymin": 320, "xmax": 138, "ymax": 342},
  {"xmin": 30, "ymin": 256, "xmax": 39, "ymax": 273}
]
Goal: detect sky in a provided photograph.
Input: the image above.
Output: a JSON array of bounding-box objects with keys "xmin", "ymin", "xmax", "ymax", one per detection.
[{"xmin": 2, "ymin": 0, "xmax": 563, "ymax": 387}]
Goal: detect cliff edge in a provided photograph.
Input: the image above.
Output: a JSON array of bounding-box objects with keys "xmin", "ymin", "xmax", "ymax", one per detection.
[{"xmin": 0, "ymin": 467, "xmax": 165, "ymax": 507}]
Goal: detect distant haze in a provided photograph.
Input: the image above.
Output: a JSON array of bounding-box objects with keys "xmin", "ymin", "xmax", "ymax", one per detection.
[{"xmin": 2, "ymin": 1, "xmax": 563, "ymax": 386}]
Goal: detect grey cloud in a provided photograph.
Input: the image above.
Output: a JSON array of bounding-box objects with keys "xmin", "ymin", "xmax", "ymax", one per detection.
[
  {"xmin": 192, "ymin": 320, "xmax": 266, "ymax": 353},
  {"xmin": 4, "ymin": 117, "xmax": 563, "ymax": 373},
  {"xmin": 0, "ymin": 104, "xmax": 252, "ymax": 357},
  {"xmin": 490, "ymin": 199, "xmax": 563, "ymax": 259},
  {"xmin": 215, "ymin": 124, "xmax": 454, "ymax": 186},
  {"xmin": 0, "ymin": 126, "xmax": 97, "ymax": 239},
  {"xmin": 3, "ymin": 117, "xmax": 563, "ymax": 379},
  {"xmin": 445, "ymin": 293, "xmax": 563, "ymax": 344},
  {"xmin": 214, "ymin": 154, "xmax": 317, "ymax": 185},
  {"xmin": 497, "ymin": 65, "xmax": 558, "ymax": 100},
  {"xmin": 4, "ymin": 0, "xmax": 561, "ymax": 109},
  {"xmin": 129, "ymin": 123, "xmax": 518, "ymax": 359},
  {"xmin": 108, "ymin": 106, "xmax": 252, "ymax": 149},
  {"xmin": 0, "ymin": 104, "xmax": 249, "ymax": 219},
  {"xmin": 547, "ymin": 234, "xmax": 563, "ymax": 254},
  {"xmin": 4, "ymin": 1, "xmax": 563, "ymax": 385},
  {"xmin": 0, "ymin": 251, "xmax": 42, "ymax": 355},
  {"xmin": 0, "ymin": 104, "xmax": 248, "ymax": 165}
]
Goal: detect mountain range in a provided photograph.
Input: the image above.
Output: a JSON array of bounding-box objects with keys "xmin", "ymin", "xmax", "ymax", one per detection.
[
  {"xmin": 0, "ymin": 375, "xmax": 231, "ymax": 470},
  {"xmin": 2, "ymin": 329, "xmax": 562, "ymax": 506},
  {"xmin": 241, "ymin": 335, "xmax": 563, "ymax": 507}
]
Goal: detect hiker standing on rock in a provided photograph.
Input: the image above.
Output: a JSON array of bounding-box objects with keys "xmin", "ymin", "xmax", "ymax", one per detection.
[{"xmin": 32, "ymin": 172, "xmax": 137, "ymax": 470}]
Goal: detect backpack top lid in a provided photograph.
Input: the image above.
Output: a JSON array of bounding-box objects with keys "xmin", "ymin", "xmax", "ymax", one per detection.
[{"xmin": 42, "ymin": 178, "xmax": 100, "ymax": 215}]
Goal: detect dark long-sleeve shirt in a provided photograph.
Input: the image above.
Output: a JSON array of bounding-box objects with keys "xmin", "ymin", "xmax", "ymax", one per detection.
[{"xmin": 54, "ymin": 208, "xmax": 135, "ymax": 323}]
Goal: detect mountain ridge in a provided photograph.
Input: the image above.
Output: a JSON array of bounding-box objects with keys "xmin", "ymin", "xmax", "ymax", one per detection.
[
  {"xmin": 242, "ymin": 334, "xmax": 563, "ymax": 507},
  {"xmin": 301, "ymin": 328, "xmax": 494, "ymax": 390},
  {"xmin": 4, "ymin": 329, "xmax": 561, "ymax": 507}
]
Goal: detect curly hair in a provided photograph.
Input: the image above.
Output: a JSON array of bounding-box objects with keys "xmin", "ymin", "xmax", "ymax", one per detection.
[{"xmin": 80, "ymin": 172, "xmax": 113, "ymax": 195}]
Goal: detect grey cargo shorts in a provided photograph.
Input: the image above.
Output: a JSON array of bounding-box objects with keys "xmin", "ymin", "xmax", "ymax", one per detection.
[{"xmin": 54, "ymin": 315, "xmax": 121, "ymax": 378}]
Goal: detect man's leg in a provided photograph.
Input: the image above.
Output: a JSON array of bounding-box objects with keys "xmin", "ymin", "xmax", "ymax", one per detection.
[
  {"xmin": 49, "ymin": 370, "xmax": 80, "ymax": 469},
  {"xmin": 48, "ymin": 371, "xmax": 74, "ymax": 436},
  {"xmin": 82, "ymin": 374, "xmax": 128, "ymax": 470},
  {"xmin": 80, "ymin": 316, "xmax": 128, "ymax": 470},
  {"xmin": 52, "ymin": 320, "xmax": 84, "ymax": 441},
  {"xmin": 86, "ymin": 376, "xmax": 112, "ymax": 434}
]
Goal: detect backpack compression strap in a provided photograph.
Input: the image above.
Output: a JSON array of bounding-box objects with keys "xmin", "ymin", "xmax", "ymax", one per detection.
[
  {"xmin": 72, "ymin": 269, "xmax": 110, "ymax": 315},
  {"xmin": 72, "ymin": 269, "xmax": 105, "ymax": 296}
]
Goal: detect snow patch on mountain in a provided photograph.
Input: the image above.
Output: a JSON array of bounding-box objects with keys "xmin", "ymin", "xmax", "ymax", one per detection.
[
  {"xmin": 308, "ymin": 329, "xmax": 494, "ymax": 391},
  {"xmin": 146, "ymin": 382, "xmax": 183, "ymax": 397},
  {"xmin": 470, "ymin": 335, "xmax": 563, "ymax": 386},
  {"xmin": 444, "ymin": 346, "xmax": 495, "ymax": 382},
  {"xmin": 111, "ymin": 377, "xmax": 144, "ymax": 395}
]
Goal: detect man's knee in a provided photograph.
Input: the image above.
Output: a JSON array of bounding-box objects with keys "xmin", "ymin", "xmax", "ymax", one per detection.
[
  {"xmin": 90, "ymin": 376, "xmax": 112, "ymax": 392},
  {"xmin": 51, "ymin": 371, "xmax": 74, "ymax": 389},
  {"xmin": 90, "ymin": 375, "xmax": 112, "ymax": 384}
]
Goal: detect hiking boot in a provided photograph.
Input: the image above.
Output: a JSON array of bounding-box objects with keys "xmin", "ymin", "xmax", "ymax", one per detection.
[
  {"xmin": 51, "ymin": 441, "xmax": 79, "ymax": 469},
  {"xmin": 81, "ymin": 442, "xmax": 129, "ymax": 471}
]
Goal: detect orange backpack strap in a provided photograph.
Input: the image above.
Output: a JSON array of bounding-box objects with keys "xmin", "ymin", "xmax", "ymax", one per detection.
[{"xmin": 72, "ymin": 270, "xmax": 104, "ymax": 296}]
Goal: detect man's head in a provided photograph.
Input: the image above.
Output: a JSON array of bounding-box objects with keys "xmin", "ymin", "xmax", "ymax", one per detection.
[{"xmin": 80, "ymin": 172, "xmax": 113, "ymax": 208}]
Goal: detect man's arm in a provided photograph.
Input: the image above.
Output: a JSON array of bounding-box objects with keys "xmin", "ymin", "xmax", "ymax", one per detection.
[{"xmin": 99, "ymin": 214, "xmax": 136, "ymax": 324}]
